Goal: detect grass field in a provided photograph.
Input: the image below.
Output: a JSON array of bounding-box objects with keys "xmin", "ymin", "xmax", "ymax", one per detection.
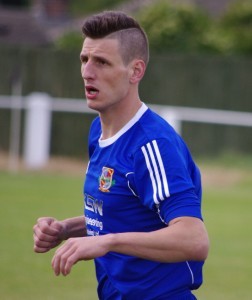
[{"xmin": 0, "ymin": 155, "xmax": 252, "ymax": 300}]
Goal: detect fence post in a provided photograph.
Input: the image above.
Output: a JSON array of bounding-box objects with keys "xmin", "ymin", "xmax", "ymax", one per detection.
[
  {"xmin": 24, "ymin": 93, "xmax": 52, "ymax": 169},
  {"xmin": 159, "ymin": 108, "xmax": 182, "ymax": 135}
]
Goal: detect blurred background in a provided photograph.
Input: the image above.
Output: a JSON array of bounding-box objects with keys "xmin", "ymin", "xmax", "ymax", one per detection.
[
  {"xmin": 0, "ymin": 0, "xmax": 252, "ymax": 165},
  {"xmin": 0, "ymin": 0, "xmax": 251, "ymax": 299}
]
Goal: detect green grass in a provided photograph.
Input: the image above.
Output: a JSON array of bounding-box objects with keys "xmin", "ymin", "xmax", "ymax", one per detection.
[
  {"xmin": 195, "ymin": 186, "xmax": 252, "ymax": 299},
  {"xmin": 0, "ymin": 172, "xmax": 97, "ymax": 300},
  {"xmin": 0, "ymin": 157, "xmax": 252, "ymax": 299}
]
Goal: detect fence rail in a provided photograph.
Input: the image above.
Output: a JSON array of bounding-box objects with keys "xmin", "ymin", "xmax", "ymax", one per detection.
[
  {"xmin": 1, "ymin": 93, "xmax": 252, "ymax": 171},
  {"xmin": 1, "ymin": 95, "xmax": 252, "ymax": 126}
]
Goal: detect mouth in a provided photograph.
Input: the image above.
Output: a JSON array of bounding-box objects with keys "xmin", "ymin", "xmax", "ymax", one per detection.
[{"xmin": 85, "ymin": 85, "xmax": 99, "ymax": 99}]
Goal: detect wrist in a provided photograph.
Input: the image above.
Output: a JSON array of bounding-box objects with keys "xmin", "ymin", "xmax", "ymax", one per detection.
[
  {"xmin": 60, "ymin": 216, "xmax": 86, "ymax": 240},
  {"xmin": 58, "ymin": 219, "xmax": 69, "ymax": 240},
  {"xmin": 104, "ymin": 233, "xmax": 118, "ymax": 253}
]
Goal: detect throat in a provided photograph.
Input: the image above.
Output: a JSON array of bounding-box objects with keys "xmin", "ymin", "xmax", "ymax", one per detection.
[
  {"xmin": 99, "ymin": 101, "xmax": 143, "ymax": 140},
  {"xmin": 100, "ymin": 126, "xmax": 119, "ymax": 140}
]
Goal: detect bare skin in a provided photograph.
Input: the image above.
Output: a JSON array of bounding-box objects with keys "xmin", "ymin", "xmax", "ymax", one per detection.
[{"xmin": 33, "ymin": 36, "xmax": 209, "ymax": 276}]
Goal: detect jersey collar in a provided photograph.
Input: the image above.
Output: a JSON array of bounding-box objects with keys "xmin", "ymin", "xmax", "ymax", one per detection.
[{"xmin": 99, "ymin": 103, "xmax": 148, "ymax": 148}]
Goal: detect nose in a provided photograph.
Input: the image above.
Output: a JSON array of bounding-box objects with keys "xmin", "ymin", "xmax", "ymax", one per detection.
[{"xmin": 81, "ymin": 61, "xmax": 95, "ymax": 81}]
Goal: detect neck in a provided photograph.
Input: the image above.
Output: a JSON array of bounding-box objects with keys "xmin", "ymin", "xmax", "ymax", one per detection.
[{"xmin": 100, "ymin": 97, "xmax": 142, "ymax": 140}]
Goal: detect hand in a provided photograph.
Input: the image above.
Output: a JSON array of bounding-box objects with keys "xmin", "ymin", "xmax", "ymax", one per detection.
[
  {"xmin": 51, "ymin": 235, "xmax": 111, "ymax": 276},
  {"xmin": 33, "ymin": 217, "xmax": 67, "ymax": 253}
]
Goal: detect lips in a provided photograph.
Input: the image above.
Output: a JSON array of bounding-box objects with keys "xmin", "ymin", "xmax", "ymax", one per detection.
[{"xmin": 85, "ymin": 85, "xmax": 99, "ymax": 99}]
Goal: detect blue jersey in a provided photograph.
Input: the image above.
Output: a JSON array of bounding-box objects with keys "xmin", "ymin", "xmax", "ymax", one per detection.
[{"xmin": 84, "ymin": 103, "xmax": 204, "ymax": 300}]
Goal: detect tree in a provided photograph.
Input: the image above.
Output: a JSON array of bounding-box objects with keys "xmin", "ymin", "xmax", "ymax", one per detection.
[
  {"xmin": 136, "ymin": 0, "xmax": 213, "ymax": 54},
  {"xmin": 219, "ymin": 0, "xmax": 252, "ymax": 55}
]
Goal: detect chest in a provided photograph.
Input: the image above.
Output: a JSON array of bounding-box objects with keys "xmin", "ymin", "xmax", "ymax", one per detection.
[{"xmin": 84, "ymin": 144, "xmax": 135, "ymax": 207}]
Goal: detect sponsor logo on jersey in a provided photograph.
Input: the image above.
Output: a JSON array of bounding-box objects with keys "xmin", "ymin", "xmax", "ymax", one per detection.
[{"xmin": 99, "ymin": 166, "xmax": 115, "ymax": 192}]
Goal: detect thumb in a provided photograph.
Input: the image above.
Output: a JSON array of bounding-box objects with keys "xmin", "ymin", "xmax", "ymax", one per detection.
[
  {"xmin": 37, "ymin": 217, "xmax": 62, "ymax": 237},
  {"xmin": 51, "ymin": 220, "xmax": 68, "ymax": 240}
]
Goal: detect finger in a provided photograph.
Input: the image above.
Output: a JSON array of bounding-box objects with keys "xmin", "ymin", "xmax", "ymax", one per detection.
[
  {"xmin": 34, "ymin": 230, "xmax": 59, "ymax": 244},
  {"xmin": 60, "ymin": 247, "xmax": 77, "ymax": 276},
  {"xmin": 33, "ymin": 233, "xmax": 60, "ymax": 249},
  {"xmin": 33, "ymin": 221, "xmax": 62, "ymax": 244},
  {"xmin": 52, "ymin": 221, "xmax": 64, "ymax": 231},
  {"xmin": 54, "ymin": 239, "xmax": 73, "ymax": 257},
  {"xmin": 63, "ymin": 251, "xmax": 78, "ymax": 276},
  {"xmin": 52, "ymin": 221, "xmax": 67, "ymax": 240},
  {"xmin": 52, "ymin": 241, "xmax": 73, "ymax": 276},
  {"xmin": 34, "ymin": 245, "xmax": 50, "ymax": 253},
  {"xmin": 37, "ymin": 221, "xmax": 61, "ymax": 237}
]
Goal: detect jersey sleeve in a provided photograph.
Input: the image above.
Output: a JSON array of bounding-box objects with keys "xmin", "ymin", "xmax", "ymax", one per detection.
[{"xmin": 132, "ymin": 138, "xmax": 202, "ymax": 224}]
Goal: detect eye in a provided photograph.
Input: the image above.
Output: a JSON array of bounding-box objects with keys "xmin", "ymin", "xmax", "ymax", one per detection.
[
  {"xmin": 80, "ymin": 55, "xmax": 88, "ymax": 64},
  {"xmin": 96, "ymin": 58, "xmax": 109, "ymax": 66},
  {"xmin": 98, "ymin": 60, "xmax": 105, "ymax": 65}
]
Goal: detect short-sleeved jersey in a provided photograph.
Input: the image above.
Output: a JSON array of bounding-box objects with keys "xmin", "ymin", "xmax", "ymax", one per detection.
[{"xmin": 84, "ymin": 103, "xmax": 204, "ymax": 300}]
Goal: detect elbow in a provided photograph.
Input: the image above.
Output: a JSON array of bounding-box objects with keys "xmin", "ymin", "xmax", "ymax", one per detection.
[
  {"xmin": 191, "ymin": 234, "xmax": 210, "ymax": 261},
  {"xmin": 190, "ymin": 220, "xmax": 210, "ymax": 261}
]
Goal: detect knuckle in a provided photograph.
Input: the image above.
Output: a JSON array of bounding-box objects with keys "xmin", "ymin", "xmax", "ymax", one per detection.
[
  {"xmin": 38, "ymin": 232, "xmax": 46, "ymax": 240},
  {"xmin": 60, "ymin": 254, "xmax": 68, "ymax": 263},
  {"xmin": 33, "ymin": 234, "xmax": 38, "ymax": 243},
  {"xmin": 39, "ymin": 223, "xmax": 48, "ymax": 232},
  {"xmin": 67, "ymin": 257, "xmax": 75, "ymax": 266}
]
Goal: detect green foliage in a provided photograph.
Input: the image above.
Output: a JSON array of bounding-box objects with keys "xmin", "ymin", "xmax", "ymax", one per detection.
[
  {"xmin": 197, "ymin": 24, "xmax": 234, "ymax": 55},
  {"xmin": 55, "ymin": 0, "xmax": 252, "ymax": 56},
  {"xmin": 137, "ymin": 0, "xmax": 215, "ymax": 54},
  {"xmin": 219, "ymin": 0, "xmax": 252, "ymax": 55},
  {"xmin": 136, "ymin": 0, "xmax": 252, "ymax": 55},
  {"xmin": 55, "ymin": 31, "xmax": 84, "ymax": 51}
]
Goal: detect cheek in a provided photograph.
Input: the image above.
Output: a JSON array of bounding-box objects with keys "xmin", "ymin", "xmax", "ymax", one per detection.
[
  {"xmin": 101, "ymin": 68, "xmax": 130, "ymax": 96},
  {"xmin": 110, "ymin": 72, "xmax": 130, "ymax": 91}
]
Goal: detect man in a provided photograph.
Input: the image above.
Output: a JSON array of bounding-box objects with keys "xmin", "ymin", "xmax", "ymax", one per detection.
[{"xmin": 33, "ymin": 11, "xmax": 209, "ymax": 300}]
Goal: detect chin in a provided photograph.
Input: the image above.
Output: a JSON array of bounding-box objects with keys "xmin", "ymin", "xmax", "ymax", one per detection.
[{"xmin": 86, "ymin": 100, "xmax": 102, "ymax": 112}]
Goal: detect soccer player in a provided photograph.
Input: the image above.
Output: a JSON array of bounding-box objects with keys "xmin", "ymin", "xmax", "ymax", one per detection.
[{"xmin": 33, "ymin": 11, "xmax": 209, "ymax": 300}]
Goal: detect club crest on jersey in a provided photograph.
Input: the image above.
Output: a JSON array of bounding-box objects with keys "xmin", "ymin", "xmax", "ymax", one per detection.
[{"xmin": 99, "ymin": 167, "xmax": 115, "ymax": 192}]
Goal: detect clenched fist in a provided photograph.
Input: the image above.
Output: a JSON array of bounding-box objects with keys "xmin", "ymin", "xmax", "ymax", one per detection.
[{"xmin": 33, "ymin": 217, "xmax": 67, "ymax": 253}]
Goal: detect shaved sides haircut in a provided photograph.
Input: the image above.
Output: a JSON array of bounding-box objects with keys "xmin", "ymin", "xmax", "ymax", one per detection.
[{"xmin": 82, "ymin": 11, "xmax": 149, "ymax": 66}]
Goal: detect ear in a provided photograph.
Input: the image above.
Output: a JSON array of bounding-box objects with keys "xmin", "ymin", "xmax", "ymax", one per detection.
[{"xmin": 129, "ymin": 60, "xmax": 146, "ymax": 84}]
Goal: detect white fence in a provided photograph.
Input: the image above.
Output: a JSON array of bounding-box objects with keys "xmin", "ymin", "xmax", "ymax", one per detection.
[{"xmin": 1, "ymin": 93, "xmax": 252, "ymax": 171}]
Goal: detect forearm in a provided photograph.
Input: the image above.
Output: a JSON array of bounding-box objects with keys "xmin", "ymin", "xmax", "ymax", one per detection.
[
  {"xmin": 107, "ymin": 217, "xmax": 209, "ymax": 262},
  {"xmin": 61, "ymin": 216, "xmax": 87, "ymax": 240}
]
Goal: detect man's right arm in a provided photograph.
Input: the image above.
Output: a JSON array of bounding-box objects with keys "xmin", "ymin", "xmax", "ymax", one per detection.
[{"xmin": 33, "ymin": 216, "xmax": 86, "ymax": 253}]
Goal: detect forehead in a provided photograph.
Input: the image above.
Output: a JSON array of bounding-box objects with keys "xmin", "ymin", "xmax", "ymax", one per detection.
[{"xmin": 81, "ymin": 37, "xmax": 121, "ymax": 58}]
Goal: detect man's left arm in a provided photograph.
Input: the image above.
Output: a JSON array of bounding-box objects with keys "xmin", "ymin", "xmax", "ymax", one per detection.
[{"xmin": 109, "ymin": 216, "xmax": 209, "ymax": 262}]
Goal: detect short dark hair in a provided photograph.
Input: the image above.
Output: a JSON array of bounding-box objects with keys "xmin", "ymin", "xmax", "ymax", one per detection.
[{"xmin": 82, "ymin": 11, "xmax": 149, "ymax": 66}]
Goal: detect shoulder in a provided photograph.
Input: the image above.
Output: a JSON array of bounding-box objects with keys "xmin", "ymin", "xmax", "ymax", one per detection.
[
  {"xmin": 133, "ymin": 108, "xmax": 182, "ymax": 151},
  {"xmin": 131, "ymin": 108, "xmax": 195, "ymax": 169}
]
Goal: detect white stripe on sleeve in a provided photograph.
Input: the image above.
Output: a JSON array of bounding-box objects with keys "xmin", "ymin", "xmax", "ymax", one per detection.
[
  {"xmin": 141, "ymin": 140, "xmax": 170, "ymax": 204},
  {"xmin": 152, "ymin": 140, "xmax": 170, "ymax": 198},
  {"xmin": 146, "ymin": 142, "xmax": 164, "ymax": 200},
  {"xmin": 141, "ymin": 145, "xmax": 159, "ymax": 204}
]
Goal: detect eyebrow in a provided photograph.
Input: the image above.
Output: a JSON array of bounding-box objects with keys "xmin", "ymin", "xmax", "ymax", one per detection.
[{"xmin": 80, "ymin": 53, "xmax": 111, "ymax": 65}]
